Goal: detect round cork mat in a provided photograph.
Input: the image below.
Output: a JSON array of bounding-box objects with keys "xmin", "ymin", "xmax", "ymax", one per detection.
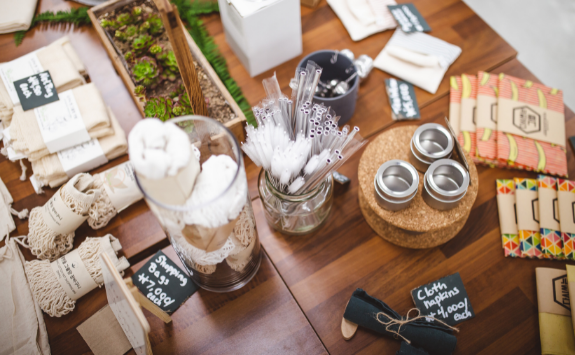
[{"xmin": 358, "ymin": 125, "xmax": 478, "ymax": 248}]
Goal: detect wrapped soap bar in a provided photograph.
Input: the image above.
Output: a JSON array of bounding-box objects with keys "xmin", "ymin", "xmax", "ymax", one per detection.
[
  {"xmin": 538, "ymin": 175, "xmax": 564, "ymax": 259},
  {"xmin": 496, "ymin": 179, "xmax": 520, "ymax": 257},
  {"xmin": 457, "ymin": 74, "xmax": 478, "ymax": 163},
  {"xmin": 535, "ymin": 267, "xmax": 575, "ymax": 355},
  {"xmin": 514, "ymin": 178, "xmax": 543, "ymax": 259},
  {"xmin": 557, "ymin": 179, "xmax": 575, "ymax": 260}
]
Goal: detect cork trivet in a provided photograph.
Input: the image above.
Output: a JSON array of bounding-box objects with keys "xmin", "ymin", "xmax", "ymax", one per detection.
[
  {"xmin": 357, "ymin": 125, "xmax": 478, "ymax": 247},
  {"xmin": 359, "ymin": 188, "xmax": 469, "ymax": 248}
]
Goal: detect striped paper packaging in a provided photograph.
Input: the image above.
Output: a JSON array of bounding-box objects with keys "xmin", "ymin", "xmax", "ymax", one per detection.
[
  {"xmin": 458, "ymin": 74, "xmax": 480, "ymax": 163},
  {"xmin": 537, "ymin": 175, "xmax": 564, "ymax": 259},
  {"xmin": 496, "ymin": 179, "xmax": 520, "ymax": 257},
  {"xmin": 514, "ymin": 178, "xmax": 543, "ymax": 258},
  {"xmin": 449, "ymin": 76, "xmax": 462, "ymax": 139},
  {"xmin": 497, "ymin": 74, "xmax": 567, "ymax": 177},
  {"xmin": 476, "ymin": 72, "xmax": 505, "ymax": 167},
  {"xmin": 558, "ymin": 179, "xmax": 575, "ymax": 260}
]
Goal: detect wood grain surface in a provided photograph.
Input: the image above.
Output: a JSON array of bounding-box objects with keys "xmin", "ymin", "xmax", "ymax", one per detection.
[
  {"xmin": 251, "ymin": 59, "xmax": 575, "ymax": 355},
  {"xmin": 0, "ymin": 0, "xmax": 560, "ymax": 353}
]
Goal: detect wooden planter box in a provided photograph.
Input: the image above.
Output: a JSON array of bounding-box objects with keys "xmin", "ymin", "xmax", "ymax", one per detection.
[{"xmin": 88, "ymin": 0, "xmax": 246, "ymax": 142}]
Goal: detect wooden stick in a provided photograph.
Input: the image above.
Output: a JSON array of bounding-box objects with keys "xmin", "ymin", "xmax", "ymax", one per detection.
[
  {"xmin": 155, "ymin": 0, "xmax": 209, "ymax": 116},
  {"xmin": 125, "ymin": 278, "xmax": 173, "ymax": 324}
]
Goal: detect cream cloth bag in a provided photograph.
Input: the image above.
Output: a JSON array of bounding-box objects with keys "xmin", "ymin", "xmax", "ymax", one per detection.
[
  {"xmin": 31, "ymin": 108, "xmax": 128, "ymax": 188},
  {"xmin": 9, "ymin": 83, "xmax": 113, "ymax": 162},
  {"xmin": 0, "ymin": 0, "xmax": 38, "ymax": 34},
  {"xmin": 0, "ymin": 237, "xmax": 51, "ymax": 355},
  {"xmin": 0, "ymin": 36, "xmax": 86, "ymax": 124}
]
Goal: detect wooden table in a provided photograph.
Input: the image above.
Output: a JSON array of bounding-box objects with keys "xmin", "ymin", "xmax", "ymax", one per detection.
[{"xmin": 0, "ymin": 0, "xmax": 568, "ymax": 353}]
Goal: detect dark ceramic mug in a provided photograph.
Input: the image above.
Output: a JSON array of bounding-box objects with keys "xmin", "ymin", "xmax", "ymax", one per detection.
[{"xmin": 298, "ymin": 50, "xmax": 359, "ymax": 126}]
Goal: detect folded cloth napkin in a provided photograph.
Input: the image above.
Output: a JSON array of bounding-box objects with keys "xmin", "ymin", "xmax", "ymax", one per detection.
[
  {"xmin": 0, "ymin": 237, "xmax": 51, "ymax": 355},
  {"xmin": 327, "ymin": 0, "xmax": 397, "ymax": 41},
  {"xmin": 343, "ymin": 288, "xmax": 458, "ymax": 355},
  {"xmin": 31, "ymin": 107, "xmax": 127, "ymax": 188},
  {"xmin": 374, "ymin": 29, "xmax": 462, "ymax": 94},
  {"xmin": 0, "ymin": 36, "xmax": 86, "ymax": 124},
  {"xmin": 0, "ymin": 0, "xmax": 38, "ymax": 34},
  {"xmin": 0, "ymin": 177, "xmax": 28, "ymax": 239},
  {"xmin": 9, "ymin": 83, "xmax": 113, "ymax": 161}
]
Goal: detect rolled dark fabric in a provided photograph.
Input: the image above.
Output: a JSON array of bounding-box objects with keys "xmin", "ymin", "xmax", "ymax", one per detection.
[
  {"xmin": 343, "ymin": 288, "xmax": 457, "ymax": 355},
  {"xmin": 397, "ymin": 341, "xmax": 430, "ymax": 355}
]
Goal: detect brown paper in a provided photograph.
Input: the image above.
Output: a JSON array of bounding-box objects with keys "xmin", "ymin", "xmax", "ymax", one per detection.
[
  {"xmin": 516, "ymin": 188, "xmax": 539, "ymax": 231},
  {"xmin": 41, "ymin": 190, "xmax": 87, "ymax": 235},
  {"xmin": 497, "ymin": 97, "xmax": 566, "ymax": 147},
  {"xmin": 460, "ymin": 98, "xmax": 476, "ymax": 132},
  {"xmin": 476, "ymin": 95, "xmax": 497, "ymax": 130},
  {"xmin": 50, "ymin": 249, "xmax": 98, "ymax": 300},
  {"xmin": 539, "ymin": 186, "xmax": 560, "ymax": 231},
  {"xmin": 182, "ymin": 215, "xmax": 239, "ymax": 252},
  {"xmin": 449, "ymin": 102, "xmax": 461, "ymax": 137},
  {"xmin": 496, "ymin": 194, "xmax": 517, "ymax": 235},
  {"xmin": 559, "ymin": 190, "xmax": 575, "ymax": 234},
  {"xmin": 536, "ymin": 268, "xmax": 570, "ymax": 316},
  {"xmin": 77, "ymin": 304, "xmax": 132, "ymax": 355},
  {"xmin": 99, "ymin": 162, "xmax": 143, "ymax": 212}
]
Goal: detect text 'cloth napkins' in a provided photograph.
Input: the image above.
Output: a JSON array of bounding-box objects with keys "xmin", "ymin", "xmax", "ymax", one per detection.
[
  {"xmin": 327, "ymin": 0, "xmax": 397, "ymax": 41},
  {"xmin": 31, "ymin": 107, "xmax": 127, "ymax": 188},
  {"xmin": 0, "ymin": 36, "xmax": 86, "ymax": 124},
  {"xmin": 374, "ymin": 29, "xmax": 461, "ymax": 94},
  {"xmin": 0, "ymin": 0, "xmax": 38, "ymax": 34}
]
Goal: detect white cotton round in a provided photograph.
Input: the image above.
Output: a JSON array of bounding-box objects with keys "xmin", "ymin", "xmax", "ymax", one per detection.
[{"xmin": 128, "ymin": 118, "xmax": 194, "ymax": 180}]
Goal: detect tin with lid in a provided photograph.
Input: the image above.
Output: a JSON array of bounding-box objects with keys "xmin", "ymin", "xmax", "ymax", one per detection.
[
  {"xmin": 409, "ymin": 123, "xmax": 454, "ymax": 172},
  {"xmin": 422, "ymin": 159, "xmax": 469, "ymax": 211},
  {"xmin": 374, "ymin": 160, "xmax": 419, "ymax": 211}
]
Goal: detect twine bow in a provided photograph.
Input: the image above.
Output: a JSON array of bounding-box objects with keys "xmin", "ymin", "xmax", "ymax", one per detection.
[{"xmin": 375, "ymin": 308, "xmax": 459, "ymax": 344}]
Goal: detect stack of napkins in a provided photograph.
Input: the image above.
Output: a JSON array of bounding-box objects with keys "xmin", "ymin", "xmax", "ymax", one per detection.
[
  {"xmin": 0, "ymin": 0, "xmax": 38, "ymax": 34},
  {"xmin": 374, "ymin": 29, "xmax": 461, "ymax": 94},
  {"xmin": 496, "ymin": 175, "xmax": 574, "ymax": 260},
  {"xmin": 451, "ymin": 72, "xmax": 567, "ymax": 176},
  {"xmin": 328, "ymin": 0, "xmax": 397, "ymax": 41}
]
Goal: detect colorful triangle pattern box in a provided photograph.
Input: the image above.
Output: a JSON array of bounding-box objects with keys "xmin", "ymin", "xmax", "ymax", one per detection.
[
  {"xmin": 514, "ymin": 178, "xmax": 543, "ymax": 259},
  {"xmin": 495, "ymin": 179, "xmax": 520, "ymax": 257},
  {"xmin": 537, "ymin": 175, "xmax": 564, "ymax": 259},
  {"xmin": 558, "ymin": 179, "xmax": 575, "ymax": 260}
]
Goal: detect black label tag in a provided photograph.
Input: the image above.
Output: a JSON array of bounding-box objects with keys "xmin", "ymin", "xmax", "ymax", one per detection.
[
  {"xmin": 131, "ymin": 250, "xmax": 198, "ymax": 314},
  {"xmin": 385, "ymin": 79, "xmax": 420, "ymax": 120},
  {"xmin": 411, "ymin": 272, "xmax": 475, "ymax": 326},
  {"xmin": 14, "ymin": 70, "xmax": 59, "ymax": 111},
  {"xmin": 387, "ymin": 3, "xmax": 431, "ymax": 33}
]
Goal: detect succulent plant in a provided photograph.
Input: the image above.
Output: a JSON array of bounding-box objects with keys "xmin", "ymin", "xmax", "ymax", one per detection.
[
  {"xmin": 115, "ymin": 30, "xmax": 128, "ymax": 42},
  {"xmin": 132, "ymin": 34, "xmax": 154, "ymax": 54},
  {"xmin": 132, "ymin": 6, "xmax": 142, "ymax": 17},
  {"xmin": 124, "ymin": 50, "xmax": 135, "ymax": 63},
  {"xmin": 101, "ymin": 19, "xmax": 118, "ymax": 30},
  {"xmin": 172, "ymin": 93, "xmax": 194, "ymax": 116},
  {"xmin": 125, "ymin": 25, "xmax": 138, "ymax": 37},
  {"xmin": 158, "ymin": 50, "xmax": 178, "ymax": 81},
  {"xmin": 116, "ymin": 13, "xmax": 133, "ymax": 27},
  {"xmin": 144, "ymin": 97, "xmax": 174, "ymax": 121},
  {"xmin": 149, "ymin": 44, "xmax": 162, "ymax": 55},
  {"xmin": 143, "ymin": 14, "xmax": 163, "ymax": 36},
  {"xmin": 132, "ymin": 56, "xmax": 160, "ymax": 88},
  {"xmin": 134, "ymin": 85, "xmax": 146, "ymax": 101}
]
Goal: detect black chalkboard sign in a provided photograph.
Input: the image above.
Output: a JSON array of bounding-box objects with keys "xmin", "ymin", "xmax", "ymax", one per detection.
[
  {"xmin": 387, "ymin": 3, "xmax": 431, "ymax": 33},
  {"xmin": 385, "ymin": 79, "xmax": 420, "ymax": 120},
  {"xmin": 14, "ymin": 70, "xmax": 59, "ymax": 111},
  {"xmin": 131, "ymin": 250, "xmax": 198, "ymax": 314},
  {"xmin": 411, "ymin": 272, "xmax": 475, "ymax": 326}
]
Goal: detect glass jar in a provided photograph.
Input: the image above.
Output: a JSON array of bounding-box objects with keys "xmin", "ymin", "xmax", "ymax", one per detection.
[
  {"xmin": 135, "ymin": 116, "xmax": 261, "ymax": 293},
  {"xmin": 258, "ymin": 169, "xmax": 333, "ymax": 235}
]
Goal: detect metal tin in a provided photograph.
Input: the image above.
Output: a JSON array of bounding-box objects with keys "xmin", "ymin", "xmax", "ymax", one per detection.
[
  {"xmin": 409, "ymin": 123, "xmax": 454, "ymax": 172},
  {"xmin": 422, "ymin": 159, "xmax": 469, "ymax": 210},
  {"xmin": 374, "ymin": 160, "xmax": 419, "ymax": 211}
]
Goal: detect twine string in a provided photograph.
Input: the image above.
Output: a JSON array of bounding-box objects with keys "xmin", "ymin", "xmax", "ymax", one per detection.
[{"xmin": 375, "ymin": 308, "xmax": 459, "ymax": 344}]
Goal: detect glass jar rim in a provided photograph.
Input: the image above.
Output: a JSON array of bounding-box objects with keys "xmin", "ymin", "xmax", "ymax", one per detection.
[
  {"xmin": 134, "ymin": 115, "xmax": 243, "ymax": 212},
  {"xmin": 259, "ymin": 169, "xmax": 328, "ymax": 202}
]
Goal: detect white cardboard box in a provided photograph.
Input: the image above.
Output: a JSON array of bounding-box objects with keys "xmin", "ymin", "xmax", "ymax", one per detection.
[{"xmin": 218, "ymin": 0, "xmax": 303, "ymax": 77}]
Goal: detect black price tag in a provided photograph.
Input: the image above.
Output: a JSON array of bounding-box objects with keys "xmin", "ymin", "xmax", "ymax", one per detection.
[
  {"xmin": 14, "ymin": 70, "xmax": 59, "ymax": 111},
  {"xmin": 387, "ymin": 3, "xmax": 431, "ymax": 33},
  {"xmin": 385, "ymin": 79, "xmax": 420, "ymax": 120},
  {"xmin": 411, "ymin": 272, "xmax": 475, "ymax": 326},
  {"xmin": 131, "ymin": 250, "xmax": 198, "ymax": 314}
]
